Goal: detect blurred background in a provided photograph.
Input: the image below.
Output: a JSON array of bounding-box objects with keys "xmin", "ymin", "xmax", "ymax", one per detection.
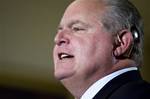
[{"xmin": 0, "ymin": 0, "xmax": 149, "ymax": 99}]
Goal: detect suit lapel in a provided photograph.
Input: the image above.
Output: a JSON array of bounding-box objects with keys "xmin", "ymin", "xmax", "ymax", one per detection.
[{"xmin": 93, "ymin": 70, "xmax": 142, "ymax": 99}]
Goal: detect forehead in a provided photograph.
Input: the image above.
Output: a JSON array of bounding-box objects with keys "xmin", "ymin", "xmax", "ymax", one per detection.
[
  {"xmin": 66, "ymin": 0, "xmax": 104, "ymax": 15},
  {"xmin": 60, "ymin": 0, "xmax": 105, "ymax": 25}
]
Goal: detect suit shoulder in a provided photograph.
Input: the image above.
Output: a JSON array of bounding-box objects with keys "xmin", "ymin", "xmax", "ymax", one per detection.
[{"xmin": 109, "ymin": 80, "xmax": 150, "ymax": 99}]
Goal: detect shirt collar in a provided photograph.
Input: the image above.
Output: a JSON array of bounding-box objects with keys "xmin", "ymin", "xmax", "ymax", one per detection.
[{"xmin": 81, "ymin": 67, "xmax": 138, "ymax": 99}]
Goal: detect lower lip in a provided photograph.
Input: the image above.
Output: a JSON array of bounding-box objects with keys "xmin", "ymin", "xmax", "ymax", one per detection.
[
  {"xmin": 61, "ymin": 57, "xmax": 74, "ymax": 60},
  {"xmin": 57, "ymin": 57, "xmax": 74, "ymax": 62},
  {"xmin": 56, "ymin": 58, "xmax": 74, "ymax": 66}
]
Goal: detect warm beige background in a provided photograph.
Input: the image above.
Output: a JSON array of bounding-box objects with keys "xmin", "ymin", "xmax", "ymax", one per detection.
[{"xmin": 0, "ymin": 0, "xmax": 150, "ymax": 97}]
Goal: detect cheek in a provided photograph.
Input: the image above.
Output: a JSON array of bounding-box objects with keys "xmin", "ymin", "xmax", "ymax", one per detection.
[
  {"xmin": 94, "ymin": 37, "xmax": 114, "ymax": 67},
  {"xmin": 70, "ymin": 34, "xmax": 114, "ymax": 78},
  {"xmin": 74, "ymin": 35, "xmax": 113, "ymax": 65},
  {"xmin": 72, "ymin": 37, "xmax": 98, "ymax": 66}
]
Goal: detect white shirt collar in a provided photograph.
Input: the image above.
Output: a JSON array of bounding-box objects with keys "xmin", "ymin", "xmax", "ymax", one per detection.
[{"xmin": 81, "ymin": 67, "xmax": 138, "ymax": 99}]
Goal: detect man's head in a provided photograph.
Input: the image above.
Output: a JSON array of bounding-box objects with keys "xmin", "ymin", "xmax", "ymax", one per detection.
[
  {"xmin": 53, "ymin": 0, "xmax": 143, "ymax": 97},
  {"xmin": 53, "ymin": 0, "xmax": 115, "ymax": 81}
]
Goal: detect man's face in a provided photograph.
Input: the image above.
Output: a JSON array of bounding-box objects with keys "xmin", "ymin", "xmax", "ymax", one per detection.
[{"xmin": 53, "ymin": 0, "xmax": 114, "ymax": 81}]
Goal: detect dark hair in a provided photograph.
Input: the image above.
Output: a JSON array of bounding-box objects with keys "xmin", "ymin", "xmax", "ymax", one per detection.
[{"xmin": 101, "ymin": 0, "xmax": 144, "ymax": 66}]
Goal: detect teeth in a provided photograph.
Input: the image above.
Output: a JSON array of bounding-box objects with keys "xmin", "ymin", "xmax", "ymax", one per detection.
[
  {"xmin": 58, "ymin": 53, "xmax": 74, "ymax": 60},
  {"xmin": 61, "ymin": 54, "xmax": 69, "ymax": 59}
]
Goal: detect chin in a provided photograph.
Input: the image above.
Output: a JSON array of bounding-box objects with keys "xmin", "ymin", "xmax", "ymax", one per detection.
[
  {"xmin": 54, "ymin": 71, "xmax": 64, "ymax": 80},
  {"xmin": 54, "ymin": 70, "xmax": 74, "ymax": 81}
]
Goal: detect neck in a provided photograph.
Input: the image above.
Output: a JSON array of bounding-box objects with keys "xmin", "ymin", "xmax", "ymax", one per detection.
[
  {"xmin": 61, "ymin": 68, "xmax": 113, "ymax": 98},
  {"xmin": 61, "ymin": 59, "xmax": 137, "ymax": 98},
  {"xmin": 61, "ymin": 76, "xmax": 93, "ymax": 99},
  {"xmin": 112, "ymin": 59, "xmax": 138, "ymax": 71}
]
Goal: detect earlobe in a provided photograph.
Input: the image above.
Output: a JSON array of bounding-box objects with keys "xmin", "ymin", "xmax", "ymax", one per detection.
[{"xmin": 113, "ymin": 30, "xmax": 134, "ymax": 58}]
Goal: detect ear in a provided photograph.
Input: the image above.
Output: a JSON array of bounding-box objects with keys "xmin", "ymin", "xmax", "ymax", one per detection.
[{"xmin": 113, "ymin": 30, "xmax": 134, "ymax": 58}]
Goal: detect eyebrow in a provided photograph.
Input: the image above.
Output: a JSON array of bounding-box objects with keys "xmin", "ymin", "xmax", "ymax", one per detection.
[
  {"xmin": 58, "ymin": 20, "xmax": 89, "ymax": 29},
  {"xmin": 68, "ymin": 20, "xmax": 90, "ymax": 28}
]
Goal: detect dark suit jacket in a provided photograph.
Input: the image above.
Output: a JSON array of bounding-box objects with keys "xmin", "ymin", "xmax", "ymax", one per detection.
[{"xmin": 93, "ymin": 70, "xmax": 150, "ymax": 99}]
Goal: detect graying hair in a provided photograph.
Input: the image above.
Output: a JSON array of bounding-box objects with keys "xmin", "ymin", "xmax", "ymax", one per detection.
[{"xmin": 101, "ymin": 0, "xmax": 144, "ymax": 66}]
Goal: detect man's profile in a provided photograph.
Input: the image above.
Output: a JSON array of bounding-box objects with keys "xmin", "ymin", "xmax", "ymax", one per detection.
[{"xmin": 53, "ymin": 0, "xmax": 150, "ymax": 99}]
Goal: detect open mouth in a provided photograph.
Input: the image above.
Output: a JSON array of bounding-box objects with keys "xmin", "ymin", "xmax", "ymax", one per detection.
[{"xmin": 58, "ymin": 53, "xmax": 74, "ymax": 60}]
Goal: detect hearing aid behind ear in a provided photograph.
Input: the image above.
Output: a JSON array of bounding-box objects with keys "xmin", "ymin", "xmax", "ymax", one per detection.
[{"xmin": 131, "ymin": 26, "xmax": 140, "ymax": 43}]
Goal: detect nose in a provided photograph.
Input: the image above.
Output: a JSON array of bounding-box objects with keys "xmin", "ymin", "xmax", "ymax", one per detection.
[{"xmin": 54, "ymin": 31, "xmax": 69, "ymax": 46}]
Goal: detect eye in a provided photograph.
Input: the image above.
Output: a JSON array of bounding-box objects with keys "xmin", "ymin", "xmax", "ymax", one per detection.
[{"xmin": 72, "ymin": 26, "xmax": 85, "ymax": 32}]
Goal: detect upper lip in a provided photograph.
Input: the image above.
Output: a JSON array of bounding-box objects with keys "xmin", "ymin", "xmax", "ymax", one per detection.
[{"xmin": 58, "ymin": 52, "xmax": 74, "ymax": 60}]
